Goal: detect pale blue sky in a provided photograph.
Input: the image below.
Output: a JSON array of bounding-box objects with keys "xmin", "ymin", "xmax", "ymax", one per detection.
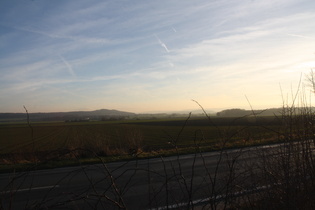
[{"xmin": 1, "ymin": 0, "xmax": 315, "ymax": 113}]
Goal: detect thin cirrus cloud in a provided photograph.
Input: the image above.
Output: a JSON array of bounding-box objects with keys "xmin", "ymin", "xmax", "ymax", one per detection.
[
  {"xmin": 0, "ymin": 0, "xmax": 315, "ymax": 112},
  {"xmin": 11, "ymin": 24, "xmax": 113, "ymax": 45},
  {"xmin": 287, "ymin": 33, "xmax": 314, "ymax": 39}
]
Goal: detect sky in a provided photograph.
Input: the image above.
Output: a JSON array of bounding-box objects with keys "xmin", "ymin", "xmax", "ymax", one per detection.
[{"xmin": 1, "ymin": 0, "xmax": 315, "ymax": 113}]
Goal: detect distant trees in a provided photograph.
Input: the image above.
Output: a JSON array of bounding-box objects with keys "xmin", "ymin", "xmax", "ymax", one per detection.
[
  {"xmin": 65, "ymin": 118, "xmax": 90, "ymax": 122},
  {"xmin": 216, "ymin": 108, "xmax": 304, "ymax": 117},
  {"xmin": 216, "ymin": 108, "xmax": 251, "ymax": 117},
  {"xmin": 101, "ymin": 116, "xmax": 126, "ymax": 121}
]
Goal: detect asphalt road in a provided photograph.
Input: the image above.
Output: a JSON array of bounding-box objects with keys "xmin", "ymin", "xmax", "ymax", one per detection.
[{"xmin": 0, "ymin": 144, "xmax": 289, "ymax": 209}]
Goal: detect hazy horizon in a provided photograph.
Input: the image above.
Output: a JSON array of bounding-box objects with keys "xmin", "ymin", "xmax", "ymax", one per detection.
[
  {"xmin": 0, "ymin": 106, "xmax": 287, "ymax": 115},
  {"xmin": 1, "ymin": 0, "xmax": 315, "ymax": 113}
]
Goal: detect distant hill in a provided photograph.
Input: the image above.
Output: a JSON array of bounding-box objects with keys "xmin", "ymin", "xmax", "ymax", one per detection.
[
  {"xmin": 0, "ymin": 109, "xmax": 135, "ymax": 122},
  {"xmin": 216, "ymin": 107, "xmax": 315, "ymax": 117}
]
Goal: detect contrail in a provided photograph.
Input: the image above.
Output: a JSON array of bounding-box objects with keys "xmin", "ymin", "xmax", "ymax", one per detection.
[
  {"xmin": 155, "ymin": 34, "xmax": 170, "ymax": 53},
  {"xmin": 59, "ymin": 55, "xmax": 76, "ymax": 77}
]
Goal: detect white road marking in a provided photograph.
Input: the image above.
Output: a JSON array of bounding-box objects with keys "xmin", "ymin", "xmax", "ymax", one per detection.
[
  {"xmin": 1, "ymin": 185, "xmax": 59, "ymax": 194},
  {"xmin": 151, "ymin": 184, "xmax": 278, "ymax": 210}
]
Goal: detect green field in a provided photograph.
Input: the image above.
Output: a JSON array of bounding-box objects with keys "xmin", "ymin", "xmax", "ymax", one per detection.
[{"xmin": 0, "ymin": 117, "xmax": 284, "ymax": 168}]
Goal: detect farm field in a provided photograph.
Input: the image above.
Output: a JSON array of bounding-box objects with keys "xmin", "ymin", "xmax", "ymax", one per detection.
[{"xmin": 0, "ymin": 116, "xmax": 282, "ymax": 168}]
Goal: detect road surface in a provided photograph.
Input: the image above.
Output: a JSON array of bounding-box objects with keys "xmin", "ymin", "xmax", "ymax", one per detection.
[{"xmin": 0, "ymin": 143, "xmax": 296, "ymax": 209}]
